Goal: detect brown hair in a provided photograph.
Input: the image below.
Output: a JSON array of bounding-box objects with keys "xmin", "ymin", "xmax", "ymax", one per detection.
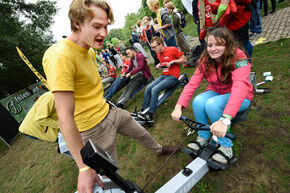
[
  {"xmin": 198, "ymin": 27, "xmax": 237, "ymax": 83},
  {"xmin": 151, "ymin": 36, "xmax": 163, "ymax": 45},
  {"xmin": 164, "ymin": 1, "xmax": 175, "ymax": 10},
  {"xmin": 126, "ymin": 46, "xmax": 136, "ymax": 52},
  {"xmin": 69, "ymin": 0, "xmax": 114, "ymax": 32},
  {"xmin": 163, "ymin": 0, "xmax": 170, "ymax": 6},
  {"xmin": 137, "ymin": 20, "xmax": 142, "ymax": 27}
]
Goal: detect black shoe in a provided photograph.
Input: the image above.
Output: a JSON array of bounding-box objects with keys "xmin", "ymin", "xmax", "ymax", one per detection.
[
  {"xmin": 262, "ymin": 13, "xmax": 268, "ymax": 17},
  {"xmin": 116, "ymin": 102, "xmax": 124, "ymax": 109},
  {"xmin": 131, "ymin": 107, "xmax": 144, "ymax": 117},
  {"xmin": 138, "ymin": 112, "xmax": 154, "ymax": 127},
  {"xmin": 270, "ymin": 10, "xmax": 276, "ymax": 14},
  {"xmin": 138, "ymin": 111, "xmax": 153, "ymax": 121}
]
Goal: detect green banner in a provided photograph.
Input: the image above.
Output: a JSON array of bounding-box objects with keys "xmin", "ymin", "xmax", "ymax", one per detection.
[{"xmin": 0, "ymin": 82, "xmax": 47, "ymax": 123}]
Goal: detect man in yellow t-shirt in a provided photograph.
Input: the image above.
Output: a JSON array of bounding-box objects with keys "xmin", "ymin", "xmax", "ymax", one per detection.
[
  {"xmin": 19, "ymin": 92, "xmax": 58, "ymax": 142},
  {"xmin": 42, "ymin": 0, "xmax": 178, "ymax": 192}
]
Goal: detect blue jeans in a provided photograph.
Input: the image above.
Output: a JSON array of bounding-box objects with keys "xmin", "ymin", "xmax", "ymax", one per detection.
[
  {"xmin": 105, "ymin": 76, "xmax": 129, "ymax": 100},
  {"xmin": 244, "ymin": 40, "xmax": 253, "ymax": 61},
  {"xmin": 250, "ymin": 0, "xmax": 262, "ymax": 33},
  {"xmin": 192, "ymin": 90, "xmax": 251, "ymax": 147},
  {"xmin": 164, "ymin": 36, "xmax": 177, "ymax": 47},
  {"xmin": 142, "ymin": 75, "xmax": 178, "ymax": 114}
]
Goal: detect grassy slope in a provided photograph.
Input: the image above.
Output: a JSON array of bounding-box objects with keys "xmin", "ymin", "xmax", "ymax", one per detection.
[
  {"xmin": 0, "ymin": 38, "xmax": 288, "ymax": 193},
  {"xmin": 0, "ymin": 3, "xmax": 289, "ymax": 192}
]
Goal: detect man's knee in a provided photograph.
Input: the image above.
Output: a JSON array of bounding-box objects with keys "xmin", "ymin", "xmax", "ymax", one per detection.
[
  {"xmin": 151, "ymin": 86, "xmax": 161, "ymax": 96},
  {"xmin": 115, "ymin": 107, "xmax": 131, "ymax": 120}
]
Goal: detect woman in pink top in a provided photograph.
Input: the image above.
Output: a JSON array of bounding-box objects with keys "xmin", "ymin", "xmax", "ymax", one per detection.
[{"xmin": 171, "ymin": 27, "xmax": 253, "ymax": 164}]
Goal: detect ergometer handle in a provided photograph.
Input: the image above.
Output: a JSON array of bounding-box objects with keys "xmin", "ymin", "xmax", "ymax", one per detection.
[{"xmin": 179, "ymin": 115, "xmax": 236, "ymax": 140}]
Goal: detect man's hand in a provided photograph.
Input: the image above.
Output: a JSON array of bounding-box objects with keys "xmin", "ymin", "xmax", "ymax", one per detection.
[
  {"xmin": 155, "ymin": 26, "xmax": 161, "ymax": 32},
  {"xmin": 210, "ymin": 120, "xmax": 228, "ymax": 138},
  {"xmin": 78, "ymin": 168, "xmax": 104, "ymax": 193},
  {"xmin": 156, "ymin": 63, "xmax": 161, "ymax": 69},
  {"xmin": 168, "ymin": 61, "xmax": 175, "ymax": 67},
  {"xmin": 125, "ymin": 73, "xmax": 130, "ymax": 78}
]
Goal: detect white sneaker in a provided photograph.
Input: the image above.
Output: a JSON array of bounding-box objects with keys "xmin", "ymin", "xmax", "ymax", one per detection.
[
  {"xmin": 212, "ymin": 146, "xmax": 233, "ymax": 164},
  {"xmin": 187, "ymin": 136, "xmax": 207, "ymax": 151}
]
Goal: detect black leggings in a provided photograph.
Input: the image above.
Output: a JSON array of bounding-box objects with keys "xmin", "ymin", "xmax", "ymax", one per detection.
[{"xmin": 262, "ymin": 0, "xmax": 276, "ymax": 14}]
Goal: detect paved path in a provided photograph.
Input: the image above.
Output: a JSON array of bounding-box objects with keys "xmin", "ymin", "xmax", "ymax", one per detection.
[{"xmin": 251, "ymin": 6, "xmax": 290, "ymax": 45}]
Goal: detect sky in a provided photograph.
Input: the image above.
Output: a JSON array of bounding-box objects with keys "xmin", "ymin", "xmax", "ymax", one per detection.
[{"xmin": 26, "ymin": 0, "xmax": 142, "ymax": 41}]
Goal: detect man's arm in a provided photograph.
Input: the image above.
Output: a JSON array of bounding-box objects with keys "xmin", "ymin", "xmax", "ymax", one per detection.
[
  {"xmin": 169, "ymin": 54, "xmax": 187, "ymax": 66},
  {"xmin": 54, "ymin": 91, "xmax": 103, "ymax": 192},
  {"xmin": 129, "ymin": 54, "xmax": 145, "ymax": 75}
]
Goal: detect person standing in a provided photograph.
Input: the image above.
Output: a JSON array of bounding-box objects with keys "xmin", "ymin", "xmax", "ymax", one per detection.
[
  {"xmin": 261, "ymin": 0, "xmax": 276, "ymax": 17},
  {"xmin": 147, "ymin": 0, "xmax": 177, "ymax": 47},
  {"xmin": 165, "ymin": 2, "xmax": 191, "ymax": 57},
  {"xmin": 118, "ymin": 40, "xmax": 126, "ymax": 53},
  {"xmin": 213, "ymin": 0, "xmax": 253, "ymax": 59},
  {"xmin": 249, "ymin": 0, "xmax": 262, "ymax": 40},
  {"xmin": 42, "ymin": 1, "xmax": 178, "ymax": 192},
  {"xmin": 108, "ymin": 43, "xmax": 122, "ymax": 67},
  {"xmin": 129, "ymin": 26, "xmax": 148, "ymax": 58},
  {"xmin": 143, "ymin": 16, "xmax": 160, "ymax": 65}
]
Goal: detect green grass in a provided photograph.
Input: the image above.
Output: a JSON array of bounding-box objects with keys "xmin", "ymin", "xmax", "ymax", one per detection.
[{"xmin": 0, "ymin": 40, "xmax": 289, "ymax": 192}]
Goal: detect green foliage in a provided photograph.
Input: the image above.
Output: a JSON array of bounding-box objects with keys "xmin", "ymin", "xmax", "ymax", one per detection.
[
  {"xmin": 0, "ymin": 0, "xmax": 57, "ymax": 98},
  {"xmin": 171, "ymin": 0, "xmax": 186, "ymax": 12},
  {"xmin": 111, "ymin": 37, "xmax": 120, "ymax": 46},
  {"xmin": 106, "ymin": 28, "xmax": 125, "ymax": 41}
]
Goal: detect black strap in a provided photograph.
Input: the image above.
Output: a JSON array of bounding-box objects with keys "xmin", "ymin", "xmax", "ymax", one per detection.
[{"xmin": 215, "ymin": 150, "xmax": 231, "ymax": 163}]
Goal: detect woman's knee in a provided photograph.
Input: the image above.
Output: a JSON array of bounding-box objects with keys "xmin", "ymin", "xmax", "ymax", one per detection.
[
  {"xmin": 205, "ymin": 97, "xmax": 217, "ymax": 112},
  {"xmin": 192, "ymin": 94, "xmax": 208, "ymax": 109}
]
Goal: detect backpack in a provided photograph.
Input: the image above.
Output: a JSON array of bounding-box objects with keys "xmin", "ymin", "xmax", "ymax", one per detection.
[{"xmin": 176, "ymin": 11, "xmax": 187, "ymax": 28}]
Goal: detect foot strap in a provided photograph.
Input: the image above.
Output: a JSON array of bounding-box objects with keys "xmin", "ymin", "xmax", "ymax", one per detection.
[{"xmin": 215, "ymin": 149, "xmax": 231, "ymax": 163}]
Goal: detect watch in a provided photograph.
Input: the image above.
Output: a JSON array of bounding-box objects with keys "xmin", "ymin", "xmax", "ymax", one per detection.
[{"xmin": 221, "ymin": 118, "xmax": 231, "ymax": 126}]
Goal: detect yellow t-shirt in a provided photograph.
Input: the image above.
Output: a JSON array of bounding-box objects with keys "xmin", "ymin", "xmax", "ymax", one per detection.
[
  {"xmin": 42, "ymin": 39, "xmax": 109, "ymax": 132},
  {"xmin": 19, "ymin": 92, "xmax": 59, "ymax": 142}
]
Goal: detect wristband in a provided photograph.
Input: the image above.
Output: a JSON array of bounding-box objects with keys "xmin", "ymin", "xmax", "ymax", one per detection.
[
  {"xmin": 222, "ymin": 113, "xmax": 233, "ymax": 120},
  {"xmin": 79, "ymin": 166, "xmax": 91, "ymax": 173}
]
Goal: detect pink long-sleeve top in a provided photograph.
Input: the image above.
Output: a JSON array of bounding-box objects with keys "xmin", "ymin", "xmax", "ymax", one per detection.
[{"xmin": 177, "ymin": 48, "xmax": 253, "ymax": 118}]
